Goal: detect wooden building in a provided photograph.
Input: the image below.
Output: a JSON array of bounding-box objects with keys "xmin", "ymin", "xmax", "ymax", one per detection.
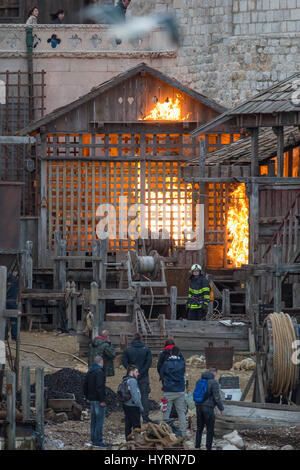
[
  {"xmin": 18, "ymin": 63, "xmax": 239, "ymax": 277},
  {"xmin": 188, "ymin": 71, "xmax": 300, "ymax": 336}
]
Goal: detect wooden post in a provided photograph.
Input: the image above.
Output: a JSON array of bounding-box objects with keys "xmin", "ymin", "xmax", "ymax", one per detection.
[
  {"xmin": 250, "ymin": 128, "xmax": 259, "ymax": 177},
  {"xmin": 65, "ymin": 281, "xmax": 71, "ymax": 330},
  {"xmin": 170, "ymin": 286, "xmax": 177, "ymax": 320},
  {"xmin": 241, "ymin": 369, "xmax": 256, "ymax": 402},
  {"xmin": 71, "ymin": 281, "xmax": 77, "ymax": 331},
  {"xmin": 39, "ymin": 130, "xmax": 48, "ymax": 269},
  {"xmin": 274, "ymin": 244, "xmax": 282, "ymax": 313},
  {"xmin": 59, "ymin": 239, "xmax": 67, "ymax": 292},
  {"xmin": 292, "ymin": 282, "xmax": 300, "ymax": 308},
  {"xmin": 22, "ymin": 241, "xmax": 33, "ymax": 289},
  {"xmin": 99, "ymin": 239, "xmax": 108, "ymax": 331},
  {"xmin": 0, "ymin": 266, "xmax": 7, "ymax": 342},
  {"xmin": 249, "ymin": 182, "xmax": 259, "ymax": 265},
  {"xmin": 222, "ymin": 289, "xmax": 230, "ymax": 316},
  {"xmin": 6, "ymin": 371, "xmax": 16, "ymax": 450},
  {"xmin": 92, "ymin": 240, "xmax": 100, "ymax": 284},
  {"xmin": 276, "ymin": 126, "xmax": 284, "ymax": 178},
  {"xmin": 90, "ymin": 282, "xmax": 99, "ymax": 338},
  {"xmin": 35, "ymin": 367, "xmax": 44, "ymax": 450},
  {"xmin": 21, "ymin": 366, "xmax": 31, "ymax": 421},
  {"xmin": 199, "ymin": 139, "xmax": 206, "ymax": 269}
]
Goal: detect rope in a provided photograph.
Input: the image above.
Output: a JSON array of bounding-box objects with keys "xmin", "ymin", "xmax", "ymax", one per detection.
[{"xmin": 268, "ymin": 312, "xmax": 297, "ymax": 398}]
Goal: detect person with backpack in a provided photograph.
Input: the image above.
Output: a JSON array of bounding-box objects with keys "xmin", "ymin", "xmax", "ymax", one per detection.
[
  {"xmin": 122, "ymin": 332, "xmax": 152, "ymax": 423},
  {"xmin": 186, "ymin": 264, "xmax": 211, "ymax": 321},
  {"xmin": 118, "ymin": 364, "xmax": 144, "ymax": 440},
  {"xmin": 193, "ymin": 367, "xmax": 224, "ymax": 450},
  {"xmin": 83, "ymin": 355, "xmax": 109, "ymax": 448},
  {"xmin": 157, "ymin": 338, "xmax": 184, "ymax": 380},
  {"xmin": 160, "ymin": 346, "xmax": 187, "ymax": 438},
  {"xmin": 88, "ymin": 330, "xmax": 116, "ymax": 376}
]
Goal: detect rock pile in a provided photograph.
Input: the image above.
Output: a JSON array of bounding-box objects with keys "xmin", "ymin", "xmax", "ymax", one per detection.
[{"xmin": 31, "ymin": 368, "xmax": 159, "ymax": 415}]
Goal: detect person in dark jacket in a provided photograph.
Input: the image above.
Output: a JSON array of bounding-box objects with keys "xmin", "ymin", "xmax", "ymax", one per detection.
[
  {"xmin": 50, "ymin": 9, "xmax": 65, "ymax": 24},
  {"xmin": 83, "ymin": 355, "xmax": 109, "ymax": 448},
  {"xmin": 160, "ymin": 346, "xmax": 187, "ymax": 437},
  {"xmin": 88, "ymin": 330, "xmax": 116, "ymax": 376},
  {"xmin": 122, "ymin": 364, "xmax": 144, "ymax": 440},
  {"xmin": 195, "ymin": 367, "xmax": 224, "ymax": 450},
  {"xmin": 122, "ymin": 332, "xmax": 152, "ymax": 423},
  {"xmin": 115, "ymin": 0, "xmax": 131, "ymax": 21},
  {"xmin": 186, "ymin": 264, "xmax": 210, "ymax": 321},
  {"xmin": 157, "ymin": 338, "xmax": 184, "ymax": 380}
]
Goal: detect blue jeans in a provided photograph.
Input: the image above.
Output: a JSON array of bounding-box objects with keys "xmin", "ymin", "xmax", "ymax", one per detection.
[{"xmin": 90, "ymin": 401, "xmax": 106, "ymax": 445}]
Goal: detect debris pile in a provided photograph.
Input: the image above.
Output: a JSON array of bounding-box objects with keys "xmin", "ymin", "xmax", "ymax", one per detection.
[
  {"xmin": 31, "ymin": 368, "xmax": 159, "ymax": 415},
  {"xmin": 233, "ymin": 358, "xmax": 255, "ymax": 371},
  {"xmin": 186, "ymin": 355, "xmax": 205, "ymax": 368},
  {"xmin": 118, "ymin": 422, "xmax": 186, "ymax": 450}
]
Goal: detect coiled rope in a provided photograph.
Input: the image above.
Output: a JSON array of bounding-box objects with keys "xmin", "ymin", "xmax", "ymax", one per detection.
[{"xmin": 268, "ymin": 312, "xmax": 297, "ymax": 397}]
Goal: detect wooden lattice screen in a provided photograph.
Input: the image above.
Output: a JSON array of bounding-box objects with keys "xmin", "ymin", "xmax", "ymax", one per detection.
[
  {"xmin": 0, "ymin": 70, "xmax": 46, "ymax": 216},
  {"xmin": 46, "ymin": 132, "xmax": 195, "ymax": 252}
]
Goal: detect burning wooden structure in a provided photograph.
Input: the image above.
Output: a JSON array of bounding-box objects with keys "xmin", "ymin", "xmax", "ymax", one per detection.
[{"xmin": 188, "ymin": 71, "xmax": 300, "ymax": 346}]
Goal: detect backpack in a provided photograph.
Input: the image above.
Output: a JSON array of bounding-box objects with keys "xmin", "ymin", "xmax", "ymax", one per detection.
[
  {"xmin": 117, "ymin": 377, "xmax": 132, "ymax": 403},
  {"xmin": 193, "ymin": 378, "xmax": 209, "ymax": 403}
]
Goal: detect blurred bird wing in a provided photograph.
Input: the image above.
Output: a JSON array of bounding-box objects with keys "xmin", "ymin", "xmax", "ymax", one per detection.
[{"xmin": 81, "ymin": 5, "xmax": 124, "ymax": 24}]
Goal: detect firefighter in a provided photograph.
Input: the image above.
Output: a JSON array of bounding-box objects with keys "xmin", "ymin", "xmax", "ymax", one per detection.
[{"xmin": 186, "ymin": 264, "xmax": 210, "ymax": 321}]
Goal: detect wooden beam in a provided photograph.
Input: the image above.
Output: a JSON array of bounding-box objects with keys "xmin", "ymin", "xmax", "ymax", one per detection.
[
  {"xmin": 21, "ymin": 366, "xmax": 31, "ymax": 421},
  {"xmin": 170, "ymin": 286, "xmax": 177, "ymax": 320},
  {"xmin": 0, "ymin": 136, "xmax": 36, "ymax": 144},
  {"xmin": 250, "ymin": 128, "xmax": 259, "ymax": 177},
  {"xmin": 183, "ymin": 176, "xmax": 300, "ymax": 184},
  {"xmin": 35, "ymin": 367, "xmax": 44, "ymax": 450},
  {"xmin": 249, "ymin": 182, "xmax": 259, "ymax": 264},
  {"xmin": 275, "ymin": 126, "xmax": 284, "ymax": 177},
  {"xmin": 0, "ymin": 266, "xmax": 7, "ymax": 342},
  {"xmin": 6, "ymin": 371, "xmax": 16, "ymax": 450},
  {"xmin": 240, "ymin": 369, "xmax": 256, "ymax": 401}
]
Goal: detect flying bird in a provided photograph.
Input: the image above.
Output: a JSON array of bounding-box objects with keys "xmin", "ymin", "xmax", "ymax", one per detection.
[{"xmin": 81, "ymin": 5, "xmax": 180, "ymax": 46}]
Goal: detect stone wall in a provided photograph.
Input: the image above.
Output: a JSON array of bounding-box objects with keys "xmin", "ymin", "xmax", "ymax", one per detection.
[
  {"xmin": 150, "ymin": 0, "xmax": 300, "ymax": 107},
  {"xmin": 0, "ymin": 0, "xmax": 300, "ymax": 113}
]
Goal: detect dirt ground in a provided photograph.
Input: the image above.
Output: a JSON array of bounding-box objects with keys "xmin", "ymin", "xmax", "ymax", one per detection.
[
  {"xmin": 4, "ymin": 330, "xmax": 299, "ymax": 450},
  {"xmin": 10, "ymin": 330, "xmax": 254, "ymax": 402}
]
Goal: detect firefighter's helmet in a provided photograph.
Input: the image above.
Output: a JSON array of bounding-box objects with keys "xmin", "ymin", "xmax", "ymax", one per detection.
[{"xmin": 190, "ymin": 264, "xmax": 202, "ymax": 273}]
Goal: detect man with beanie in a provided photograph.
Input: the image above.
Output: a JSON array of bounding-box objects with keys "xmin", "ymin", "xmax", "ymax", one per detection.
[
  {"xmin": 194, "ymin": 367, "xmax": 224, "ymax": 450},
  {"xmin": 88, "ymin": 330, "xmax": 116, "ymax": 377},
  {"xmin": 122, "ymin": 332, "xmax": 152, "ymax": 423},
  {"xmin": 83, "ymin": 355, "xmax": 109, "ymax": 448},
  {"xmin": 160, "ymin": 346, "xmax": 187, "ymax": 438}
]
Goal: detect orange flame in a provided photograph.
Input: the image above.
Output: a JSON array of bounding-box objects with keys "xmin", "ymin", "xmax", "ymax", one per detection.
[
  {"xmin": 227, "ymin": 184, "xmax": 249, "ymax": 267},
  {"xmin": 141, "ymin": 95, "xmax": 190, "ymax": 121}
]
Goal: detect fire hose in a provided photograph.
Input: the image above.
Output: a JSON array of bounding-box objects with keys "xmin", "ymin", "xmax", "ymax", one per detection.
[{"xmin": 267, "ymin": 312, "xmax": 297, "ymax": 397}]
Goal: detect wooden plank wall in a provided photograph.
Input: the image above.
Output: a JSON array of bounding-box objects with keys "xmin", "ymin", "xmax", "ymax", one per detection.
[{"xmin": 45, "ymin": 74, "xmax": 219, "ymax": 132}]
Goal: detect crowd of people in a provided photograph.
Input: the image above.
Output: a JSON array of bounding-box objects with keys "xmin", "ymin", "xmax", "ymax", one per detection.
[
  {"xmin": 25, "ymin": 1, "xmax": 131, "ymax": 25},
  {"xmin": 84, "ymin": 330, "xmax": 224, "ymax": 449}
]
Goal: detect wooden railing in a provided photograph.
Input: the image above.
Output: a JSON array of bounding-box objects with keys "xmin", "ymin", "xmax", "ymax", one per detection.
[{"xmin": 261, "ymin": 191, "xmax": 300, "ymax": 304}]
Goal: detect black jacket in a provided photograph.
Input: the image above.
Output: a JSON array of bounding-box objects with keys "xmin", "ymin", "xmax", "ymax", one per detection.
[
  {"xmin": 122, "ymin": 340, "xmax": 152, "ymax": 379},
  {"xmin": 197, "ymin": 371, "xmax": 224, "ymax": 411},
  {"xmin": 160, "ymin": 355, "xmax": 186, "ymax": 392},
  {"xmin": 83, "ymin": 365, "xmax": 106, "ymax": 402},
  {"xmin": 157, "ymin": 347, "xmax": 184, "ymax": 379}
]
